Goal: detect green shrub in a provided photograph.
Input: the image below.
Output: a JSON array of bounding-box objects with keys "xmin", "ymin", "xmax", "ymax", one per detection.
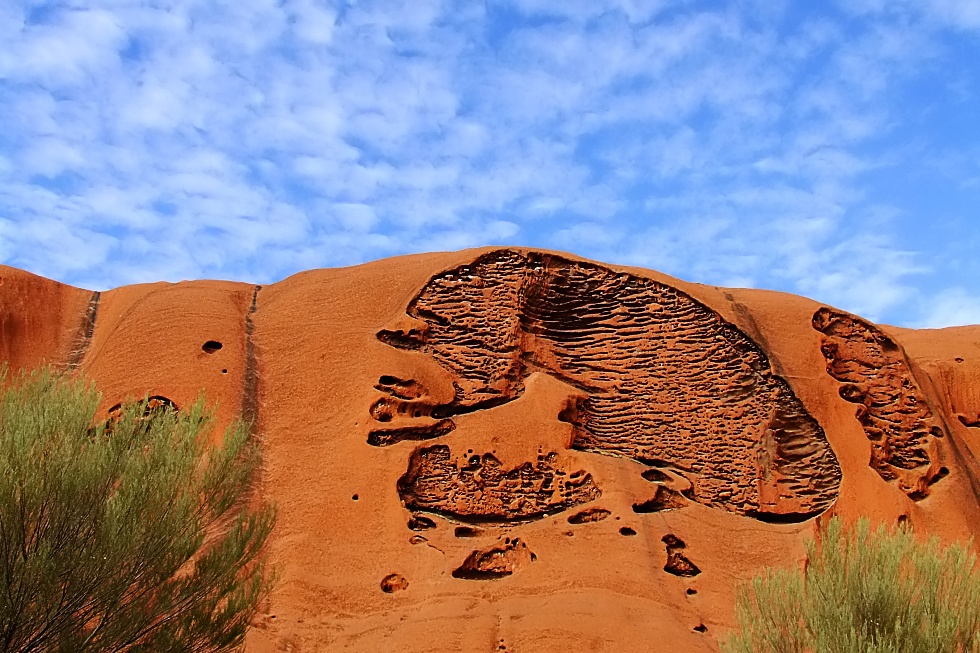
[
  {"xmin": 723, "ymin": 516, "xmax": 980, "ymax": 653},
  {"xmin": 0, "ymin": 367, "xmax": 275, "ymax": 653}
]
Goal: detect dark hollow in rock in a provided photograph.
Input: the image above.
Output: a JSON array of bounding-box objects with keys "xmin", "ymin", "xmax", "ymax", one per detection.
[
  {"xmin": 641, "ymin": 468, "xmax": 672, "ymax": 483},
  {"xmin": 202, "ymin": 340, "xmax": 223, "ymax": 354},
  {"xmin": 929, "ymin": 467, "xmax": 950, "ymax": 486},
  {"xmin": 567, "ymin": 507, "xmax": 611, "ymax": 524},
  {"xmin": 367, "ymin": 419, "xmax": 456, "ymax": 447},
  {"xmin": 813, "ymin": 307, "xmax": 946, "ymax": 499},
  {"xmin": 620, "ymin": 527, "xmax": 637, "ymax": 536},
  {"xmin": 107, "ymin": 395, "xmax": 178, "ymax": 420},
  {"xmin": 662, "ymin": 534, "xmax": 701, "ymax": 577},
  {"xmin": 694, "ymin": 624, "xmax": 707, "ymax": 634},
  {"xmin": 378, "ymin": 249, "xmax": 841, "ymax": 522},
  {"xmin": 370, "ymin": 394, "xmax": 436, "ymax": 421},
  {"xmin": 398, "ymin": 445, "xmax": 601, "ymax": 523},
  {"xmin": 375, "ymin": 376, "xmax": 425, "ymax": 400},
  {"xmin": 452, "ymin": 538, "xmax": 535, "ymax": 580},
  {"xmin": 380, "ymin": 573, "xmax": 409, "ymax": 593},
  {"xmin": 407, "ymin": 515, "xmax": 436, "ymax": 531},
  {"xmin": 632, "ymin": 486, "xmax": 686, "ymax": 513},
  {"xmin": 455, "ymin": 526, "xmax": 481, "ymax": 538}
]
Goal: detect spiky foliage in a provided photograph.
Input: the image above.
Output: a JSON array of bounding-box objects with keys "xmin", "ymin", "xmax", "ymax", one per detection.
[
  {"xmin": 0, "ymin": 367, "xmax": 275, "ymax": 653},
  {"xmin": 723, "ymin": 516, "xmax": 980, "ymax": 653}
]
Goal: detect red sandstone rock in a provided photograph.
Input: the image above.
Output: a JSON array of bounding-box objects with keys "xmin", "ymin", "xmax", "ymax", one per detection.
[{"xmin": 2, "ymin": 247, "xmax": 979, "ymax": 652}]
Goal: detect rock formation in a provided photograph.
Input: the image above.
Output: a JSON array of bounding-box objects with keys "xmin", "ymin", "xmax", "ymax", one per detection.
[{"xmin": 1, "ymin": 247, "xmax": 978, "ymax": 652}]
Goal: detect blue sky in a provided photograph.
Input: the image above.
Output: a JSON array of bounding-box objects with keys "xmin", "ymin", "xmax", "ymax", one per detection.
[{"xmin": 1, "ymin": 0, "xmax": 978, "ymax": 328}]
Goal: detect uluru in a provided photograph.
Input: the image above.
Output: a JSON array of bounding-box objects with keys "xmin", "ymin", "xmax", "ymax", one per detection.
[{"xmin": 2, "ymin": 246, "xmax": 979, "ymax": 652}]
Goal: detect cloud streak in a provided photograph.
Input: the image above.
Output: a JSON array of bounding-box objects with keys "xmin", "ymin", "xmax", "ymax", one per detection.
[{"xmin": 0, "ymin": 0, "xmax": 978, "ymax": 326}]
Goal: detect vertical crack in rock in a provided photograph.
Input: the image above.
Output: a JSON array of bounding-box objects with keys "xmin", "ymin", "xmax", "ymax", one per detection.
[
  {"xmin": 242, "ymin": 285, "xmax": 261, "ymax": 433},
  {"xmin": 813, "ymin": 307, "xmax": 945, "ymax": 499},
  {"xmin": 398, "ymin": 444, "xmax": 601, "ymax": 523},
  {"xmin": 379, "ymin": 250, "xmax": 841, "ymax": 521},
  {"xmin": 67, "ymin": 291, "xmax": 100, "ymax": 370}
]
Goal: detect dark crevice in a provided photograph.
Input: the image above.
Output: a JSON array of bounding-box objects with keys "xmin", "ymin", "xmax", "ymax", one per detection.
[
  {"xmin": 744, "ymin": 508, "xmax": 827, "ymax": 524},
  {"xmin": 67, "ymin": 291, "xmax": 101, "ymax": 370},
  {"xmin": 242, "ymin": 285, "xmax": 261, "ymax": 433},
  {"xmin": 663, "ymin": 534, "xmax": 701, "ymax": 577},
  {"xmin": 367, "ymin": 419, "xmax": 456, "ymax": 447},
  {"xmin": 202, "ymin": 340, "xmax": 223, "ymax": 354},
  {"xmin": 407, "ymin": 515, "xmax": 436, "ymax": 531}
]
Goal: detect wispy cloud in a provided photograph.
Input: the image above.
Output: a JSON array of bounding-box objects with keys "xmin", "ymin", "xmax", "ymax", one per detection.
[{"xmin": 0, "ymin": 0, "xmax": 977, "ymax": 326}]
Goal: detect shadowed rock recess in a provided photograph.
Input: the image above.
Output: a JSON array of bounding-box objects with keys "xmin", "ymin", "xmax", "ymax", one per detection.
[
  {"xmin": 813, "ymin": 307, "xmax": 947, "ymax": 499},
  {"xmin": 398, "ymin": 446, "xmax": 601, "ymax": 523},
  {"xmin": 376, "ymin": 250, "xmax": 842, "ymax": 522}
]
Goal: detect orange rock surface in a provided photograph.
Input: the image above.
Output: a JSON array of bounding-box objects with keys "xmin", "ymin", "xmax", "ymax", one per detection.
[{"xmin": 2, "ymin": 248, "xmax": 978, "ymax": 652}]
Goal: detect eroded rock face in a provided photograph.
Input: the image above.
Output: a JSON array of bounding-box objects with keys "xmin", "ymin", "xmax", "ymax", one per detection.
[
  {"xmin": 3, "ymin": 251, "xmax": 980, "ymax": 652},
  {"xmin": 376, "ymin": 250, "xmax": 842, "ymax": 521},
  {"xmin": 380, "ymin": 573, "xmax": 409, "ymax": 593},
  {"xmin": 813, "ymin": 307, "xmax": 947, "ymax": 499},
  {"xmin": 567, "ymin": 507, "xmax": 611, "ymax": 524},
  {"xmin": 452, "ymin": 538, "xmax": 536, "ymax": 580},
  {"xmin": 662, "ymin": 534, "xmax": 701, "ymax": 577},
  {"xmin": 398, "ymin": 445, "xmax": 601, "ymax": 523}
]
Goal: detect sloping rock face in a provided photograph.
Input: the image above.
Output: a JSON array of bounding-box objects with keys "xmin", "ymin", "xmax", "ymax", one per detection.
[{"xmin": 2, "ymin": 248, "xmax": 979, "ymax": 652}]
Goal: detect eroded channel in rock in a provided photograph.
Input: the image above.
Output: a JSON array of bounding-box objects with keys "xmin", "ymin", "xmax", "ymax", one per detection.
[
  {"xmin": 813, "ymin": 307, "xmax": 945, "ymax": 499},
  {"xmin": 378, "ymin": 250, "xmax": 842, "ymax": 521}
]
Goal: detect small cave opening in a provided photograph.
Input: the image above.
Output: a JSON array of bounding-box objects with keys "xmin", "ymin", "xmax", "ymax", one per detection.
[
  {"xmin": 929, "ymin": 467, "xmax": 950, "ymax": 486},
  {"xmin": 202, "ymin": 340, "xmax": 223, "ymax": 354}
]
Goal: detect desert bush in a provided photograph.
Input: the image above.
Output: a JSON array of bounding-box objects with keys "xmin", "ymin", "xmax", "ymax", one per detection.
[
  {"xmin": 0, "ymin": 367, "xmax": 275, "ymax": 653},
  {"xmin": 723, "ymin": 516, "xmax": 980, "ymax": 653}
]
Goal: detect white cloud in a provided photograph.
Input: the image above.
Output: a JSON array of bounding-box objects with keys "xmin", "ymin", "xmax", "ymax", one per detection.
[
  {"xmin": 840, "ymin": 0, "xmax": 980, "ymax": 31},
  {"xmin": 1, "ymin": 8, "xmax": 127, "ymax": 86},
  {"xmin": 917, "ymin": 289, "xmax": 980, "ymax": 328},
  {"xmin": 0, "ymin": 0, "xmax": 977, "ymax": 327}
]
